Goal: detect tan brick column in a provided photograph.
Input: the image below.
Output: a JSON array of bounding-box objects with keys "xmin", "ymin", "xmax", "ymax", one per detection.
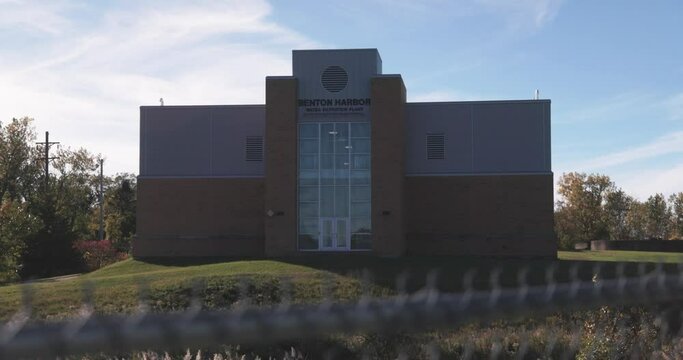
[
  {"xmin": 264, "ymin": 76, "xmax": 298, "ymax": 256},
  {"xmin": 371, "ymin": 75, "xmax": 406, "ymax": 256}
]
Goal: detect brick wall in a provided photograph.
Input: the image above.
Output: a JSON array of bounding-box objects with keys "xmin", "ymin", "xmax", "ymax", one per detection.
[
  {"xmin": 133, "ymin": 178, "xmax": 265, "ymax": 257},
  {"xmin": 405, "ymin": 174, "xmax": 557, "ymax": 257},
  {"xmin": 264, "ymin": 77, "xmax": 299, "ymax": 256},
  {"xmin": 371, "ymin": 76, "xmax": 407, "ymax": 256}
]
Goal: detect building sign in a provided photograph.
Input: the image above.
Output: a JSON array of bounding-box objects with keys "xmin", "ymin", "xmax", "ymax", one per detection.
[{"xmin": 298, "ymin": 98, "xmax": 371, "ymax": 115}]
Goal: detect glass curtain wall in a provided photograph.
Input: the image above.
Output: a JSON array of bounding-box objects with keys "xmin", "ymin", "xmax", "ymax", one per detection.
[{"xmin": 298, "ymin": 122, "xmax": 371, "ymax": 250}]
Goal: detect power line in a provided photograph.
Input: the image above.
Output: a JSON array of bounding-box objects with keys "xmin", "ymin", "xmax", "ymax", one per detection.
[
  {"xmin": 35, "ymin": 131, "xmax": 60, "ymax": 189},
  {"xmin": 98, "ymin": 158, "xmax": 104, "ymax": 241}
]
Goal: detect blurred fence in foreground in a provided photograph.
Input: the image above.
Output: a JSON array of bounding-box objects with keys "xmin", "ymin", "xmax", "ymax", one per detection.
[{"xmin": 3, "ymin": 264, "xmax": 683, "ymax": 359}]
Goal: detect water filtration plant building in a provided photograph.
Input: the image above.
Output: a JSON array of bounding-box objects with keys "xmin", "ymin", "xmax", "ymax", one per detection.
[{"xmin": 133, "ymin": 49, "xmax": 556, "ymax": 258}]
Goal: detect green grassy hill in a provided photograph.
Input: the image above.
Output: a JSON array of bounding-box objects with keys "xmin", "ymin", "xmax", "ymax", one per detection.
[{"xmin": 1, "ymin": 251, "xmax": 682, "ymax": 321}]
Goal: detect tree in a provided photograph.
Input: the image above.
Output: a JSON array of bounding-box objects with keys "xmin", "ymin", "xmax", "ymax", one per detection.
[
  {"xmin": 21, "ymin": 147, "xmax": 100, "ymax": 278},
  {"xmin": 0, "ymin": 117, "xmax": 42, "ymax": 202},
  {"xmin": 1, "ymin": 116, "xmax": 136, "ymax": 280},
  {"xmin": 0, "ymin": 118, "xmax": 41, "ymax": 282},
  {"xmin": 554, "ymin": 207, "xmax": 578, "ymax": 250},
  {"xmin": 555, "ymin": 172, "xmax": 613, "ymax": 249},
  {"xmin": 625, "ymin": 200, "xmax": 648, "ymax": 240},
  {"xmin": 644, "ymin": 193, "xmax": 671, "ymax": 239},
  {"xmin": 604, "ymin": 189, "xmax": 633, "ymax": 240},
  {"xmin": 0, "ymin": 201, "xmax": 38, "ymax": 283},
  {"xmin": 103, "ymin": 174, "xmax": 136, "ymax": 252},
  {"xmin": 670, "ymin": 192, "xmax": 683, "ymax": 239}
]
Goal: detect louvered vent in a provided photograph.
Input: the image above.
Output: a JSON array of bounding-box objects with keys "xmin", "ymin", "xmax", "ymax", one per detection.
[
  {"xmin": 426, "ymin": 133, "xmax": 445, "ymax": 160},
  {"xmin": 245, "ymin": 136, "xmax": 263, "ymax": 162},
  {"xmin": 321, "ymin": 66, "xmax": 348, "ymax": 93}
]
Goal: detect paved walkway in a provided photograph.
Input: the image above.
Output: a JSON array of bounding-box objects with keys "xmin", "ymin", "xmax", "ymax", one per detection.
[{"xmin": 24, "ymin": 273, "xmax": 82, "ymax": 283}]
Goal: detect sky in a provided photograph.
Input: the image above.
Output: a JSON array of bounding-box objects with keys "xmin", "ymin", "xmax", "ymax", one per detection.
[{"xmin": 0, "ymin": 0, "xmax": 681, "ymax": 200}]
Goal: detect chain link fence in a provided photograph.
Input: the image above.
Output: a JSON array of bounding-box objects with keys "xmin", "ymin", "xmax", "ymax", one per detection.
[{"xmin": 2, "ymin": 262, "xmax": 683, "ymax": 359}]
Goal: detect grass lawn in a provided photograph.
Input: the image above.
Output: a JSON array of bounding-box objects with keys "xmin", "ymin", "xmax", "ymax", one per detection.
[
  {"xmin": 0, "ymin": 250, "xmax": 681, "ymax": 321},
  {"xmin": 559, "ymin": 250, "xmax": 683, "ymax": 263}
]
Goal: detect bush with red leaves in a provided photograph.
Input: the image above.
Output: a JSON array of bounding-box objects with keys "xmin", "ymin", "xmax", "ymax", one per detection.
[{"xmin": 73, "ymin": 240, "xmax": 128, "ymax": 271}]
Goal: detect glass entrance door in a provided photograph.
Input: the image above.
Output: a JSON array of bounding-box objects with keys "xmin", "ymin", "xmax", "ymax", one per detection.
[
  {"xmin": 320, "ymin": 218, "xmax": 333, "ymax": 249},
  {"xmin": 335, "ymin": 218, "xmax": 348, "ymax": 249},
  {"xmin": 298, "ymin": 122, "xmax": 372, "ymax": 251},
  {"xmin": 319, "ymin": 217, "xmax": 350, "ymax": 250}
]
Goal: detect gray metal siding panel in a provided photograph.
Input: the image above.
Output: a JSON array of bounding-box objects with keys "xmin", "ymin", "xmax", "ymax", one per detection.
[
  {"xmin": 293, "ymin": 49, "xmax": 381, "ymax": 100},
  {"xmin": 472, "ymin": 102, "xmax": 545, "ymax": 173},
  {"xmin": 210, "ymin": 107, "xmax": 265, "ymax": 176},
  {"xmin": 140, "ymin": 106, "xmax": 265, "ymax": 177},
  {"xmin": 140, "ymin": 107, "xmax": 146, "ymax": 175},
  {"xmin": 545, "ymin": 102, "xmax": 552, "ymax": 170},
  {"xmin": 144, "ymin": 108, "xmax": 211, "ymax": 176},
  {"xmin": 405, "ymin": 103, "xmax": 473, "ymax": 173},
  {"xmin": 405, "ymin": 101, "xmax": 551, "ymax": 175}
]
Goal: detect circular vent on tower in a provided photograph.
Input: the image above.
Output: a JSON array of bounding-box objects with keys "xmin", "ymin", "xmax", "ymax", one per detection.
[{"xmin": 321, "ymin": 66, "xmax": 348, "ymax": 93}]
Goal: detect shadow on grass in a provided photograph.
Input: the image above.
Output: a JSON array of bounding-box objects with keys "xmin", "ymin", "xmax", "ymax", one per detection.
[{"xmin": 135, "ymin": 256, "xmax": 265, "ymax": 267}]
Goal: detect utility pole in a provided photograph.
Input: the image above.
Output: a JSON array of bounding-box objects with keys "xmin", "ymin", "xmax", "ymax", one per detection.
[
  {"xmin": 98, "ymin": 158, "xmax": 104, "ymax": 241},
  {"xmin": 35, "ymin": 131, "xmax": 60, "ymax": 189}
]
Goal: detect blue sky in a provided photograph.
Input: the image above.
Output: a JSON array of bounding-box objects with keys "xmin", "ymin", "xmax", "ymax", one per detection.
[{"xmin": 0, "ymin": 0, "xmax": 681, "ymax": 199}]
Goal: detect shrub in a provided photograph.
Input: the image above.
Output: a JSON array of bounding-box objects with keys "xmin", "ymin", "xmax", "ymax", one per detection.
[{"xmin": 73, "ymin": 239, "xmax": 127, "ymax": 271}]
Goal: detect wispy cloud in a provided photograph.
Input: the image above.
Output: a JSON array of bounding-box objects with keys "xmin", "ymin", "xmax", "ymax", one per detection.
[
  {"xmin": 554, "ymin": 91, "xmax": 683, "ymax": 132},
  {"xmin": 564, "ymin": 131, "xmax": 683, "ymax": 171},
  {"xmin": 363, "ymin": 0, "xmax": 478, "ymax": 21},
  {"xmin": 554, "ymin": 130, "xmax": 683, "ymax": 200},
  {"xmin": 554, "ymin": 91, "xmax": 683, "ymax": 199},
  {"xmin": 0, "ymin": 0, "xmax": 73, "ymax": 35},
  {"xmin": 612, "ymin": 163, "xmax": 683, "ymax": 200},
  {"xmin": 364, "ymin": 0, "xmax": 563, "ymax": 31},
  {"xmin": 475, "ymin": 0, "xmax": 565, "ymax": 30},
  {"xmin": 0, "ymin": 0, "xmax": 317, "ymax": 174},
  {"xmin": 555, "ymin": 92, "xmax": 659, "ymax": 125}
]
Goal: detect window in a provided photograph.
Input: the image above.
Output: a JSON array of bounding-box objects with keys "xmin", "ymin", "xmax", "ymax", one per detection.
[
  {"xmin": 426, "ymin": 133, "xmax": 445, "ymax": 160},
  {"xmin": 297, "ymin": 122, "xmax": 371, "ymax": 251},
  {"xmin": 245, "ymin": 136, "xmax": 264, "ymax": 161}
]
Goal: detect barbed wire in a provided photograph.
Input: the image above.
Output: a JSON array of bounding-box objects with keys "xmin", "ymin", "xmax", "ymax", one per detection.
[{"xmin": 1, "ymin": 263, "xmax": 683, "ymax": 359}]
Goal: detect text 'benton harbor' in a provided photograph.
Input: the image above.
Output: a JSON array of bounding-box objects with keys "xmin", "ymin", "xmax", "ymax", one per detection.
[{"xmin": 298, "ymin": 98, "xmax": 371, "ymax": 107}]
